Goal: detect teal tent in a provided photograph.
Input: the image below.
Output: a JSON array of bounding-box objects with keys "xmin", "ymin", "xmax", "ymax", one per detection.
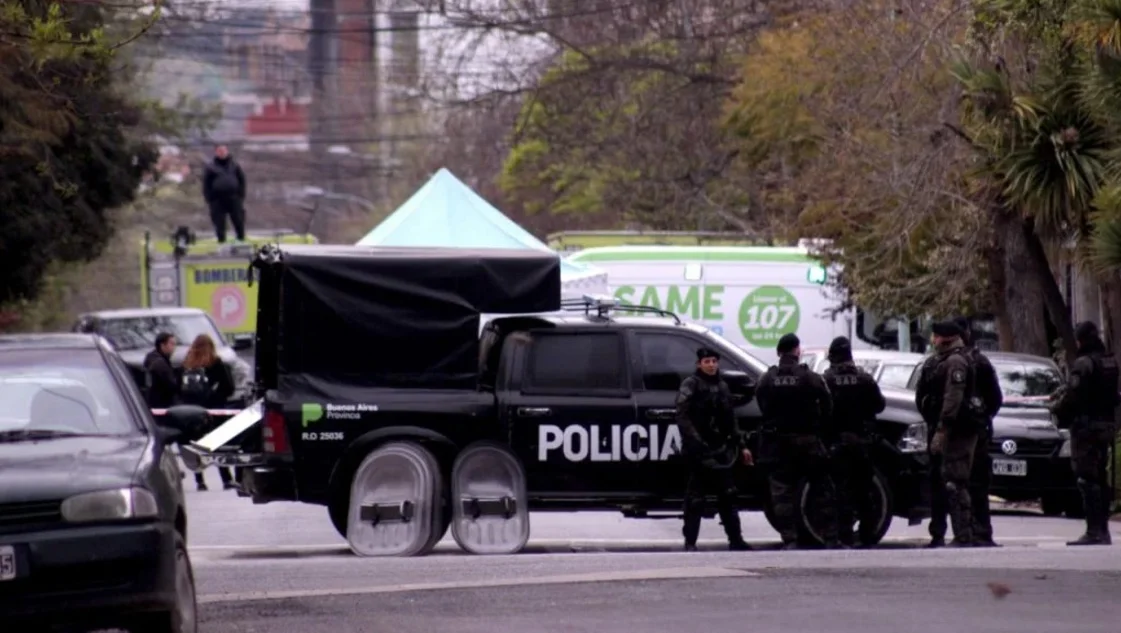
[{"xmin": 356, "ymin": 168, "xmax": 607, "ymax": 292}]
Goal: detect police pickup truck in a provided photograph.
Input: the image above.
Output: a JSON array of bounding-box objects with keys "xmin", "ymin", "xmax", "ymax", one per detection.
[{"xmin": 185, "ymin": 244, "xmax": 929, "ymax": 557}]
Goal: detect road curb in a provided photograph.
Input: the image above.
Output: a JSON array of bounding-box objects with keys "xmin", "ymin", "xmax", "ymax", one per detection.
[
  {"xmin": 188, "ymin": 536, "xmax": 1056, "ymax": 560},
  {"xmin": 197, "ymin": 566, "xmax": 759, "ymax": 604}
]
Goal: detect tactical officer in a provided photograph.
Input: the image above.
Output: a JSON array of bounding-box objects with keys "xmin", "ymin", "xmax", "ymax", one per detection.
[
  {"xmin": 1050, "ymin": 321, "xmax": 1119, "ymax": 546},
  {"xmin": 674, "ymin": 347, "xmax": 752, "ymax": 552},
  {"xmin": 913, "ymin": 349, "xmax": 946, "ymax": 547},
  {"xmin": 822, "ymin": 336, "xmax": 886, "ymax": 547},
  {"xmin": 954, "ymin": 316, "xmax": 1003, "ymax": 548},
  {"xmin": 915, "ymin": 320, "xmax": 984, "ymax": 547},
  {"xmin": 756, "ymin": 333, "xmax": 840, "ymax": 549}
]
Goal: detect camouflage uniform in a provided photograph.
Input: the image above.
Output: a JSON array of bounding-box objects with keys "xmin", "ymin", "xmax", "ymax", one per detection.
[
  {"xmin": 757, "ymin": 353, "xmax": 838, "ymax": 548},
  {"xmin": 962, "ymin": 343, "xmax": 1003, "ymax": 546},
  {"xmin": 675, "ymin": 369, "xmax": 749, "ymax": 551},
  {"xmin": 913, "ymin": 354, "xmax": 945, "ymax": 545},
  {"xmin": 823, "ymin": 337, "xmax": 887, "ymax": 547},
  {"xmin": 1050, "ymin": 323, "xmax": 1120, "ymax": 546},
  {"xmin": 916, "ymin": 336, "xmax": 984, "ymax": 546}
]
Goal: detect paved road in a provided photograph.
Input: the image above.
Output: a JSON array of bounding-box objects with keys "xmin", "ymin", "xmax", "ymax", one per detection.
[
  {"xmin": 202, "ymin": 567, "xmax": 1121, "ymax": 633},
  {"xmin": 186, "ymin": 472, "xmax": 1121, "ymax": 632}
]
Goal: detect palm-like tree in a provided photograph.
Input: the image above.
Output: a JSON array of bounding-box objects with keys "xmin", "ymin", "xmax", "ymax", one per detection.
[
  {"xmin": 949, "ymin": 0, "xmax": 1121, "ymax": 358},
  {"xmin": 1084, "ymin": 0, "xmax": 1121, "ymax": 267}
]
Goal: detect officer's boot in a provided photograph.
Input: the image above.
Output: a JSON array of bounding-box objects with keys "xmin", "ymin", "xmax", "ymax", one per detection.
[
  {"xmin": 682, "ymin": 499, "xmax": 703, "ymax": 551},
  {"xmin": 718, "ymin": 505, "xmax": 751, "ymax": 551},
  {"xmin": 945, "ymin": 482, "xmax": 973, "ymax": 547},
  {"xmin": 1068, "ymin": 480, "xmax": 1109, "ymax": 546},
  {"xmin": 1099, "ymin": 487, "xmax": 1113, "ymax": 545}
]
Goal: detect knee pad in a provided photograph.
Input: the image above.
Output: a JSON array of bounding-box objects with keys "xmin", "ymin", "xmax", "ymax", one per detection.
[
  {"xmin": 686, "ymin": 497, "xmax": 705, "ymax": 513},
  {"xmin": 944, "ymin": 481, "xmax": 959, "ymax": 495}
]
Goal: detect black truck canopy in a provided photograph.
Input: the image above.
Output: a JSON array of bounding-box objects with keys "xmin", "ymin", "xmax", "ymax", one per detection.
[{"xmin": 251, "ymin": 244, "xmax": 561, "ymax": 396}]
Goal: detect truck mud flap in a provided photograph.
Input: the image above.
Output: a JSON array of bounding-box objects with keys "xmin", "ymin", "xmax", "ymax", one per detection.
[
  {"xmin": 450, "ymin": 442, "xmax": 530, "ymax": 555},
  {"xmin": 346, "ymin": 441, "xmax": 444, "ymax": 557}
]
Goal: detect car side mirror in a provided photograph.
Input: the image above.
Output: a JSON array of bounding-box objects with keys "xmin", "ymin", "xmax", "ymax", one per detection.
[
  {"xmin": 232, "ymin": 335, "xmax": 254, "ymax": 351},
  {"xmin": 723, "ymin": 370, "xmax": 757, "ymax": 406},
  {"xmin": 155, "ymin": 404, "xmax": 211, "ymax": 444}
]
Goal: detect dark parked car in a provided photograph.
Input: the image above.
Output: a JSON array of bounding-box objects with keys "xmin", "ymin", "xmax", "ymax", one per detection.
[
  {"xmin": 906, "ymin": 351, "xmax": 1078, "ymax": 516},
  {"xmin": 0, "ymin": 333, "xmax": 203, "ymax": 632},
  {"xmin": 72, "ymin": 307, "xmax": 253, "ymax": 407}
]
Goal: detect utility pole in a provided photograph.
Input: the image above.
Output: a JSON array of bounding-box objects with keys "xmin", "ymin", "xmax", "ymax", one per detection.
[{"xmin": 308, "ymin": 0, "xmax": 336, "ymax": 158}]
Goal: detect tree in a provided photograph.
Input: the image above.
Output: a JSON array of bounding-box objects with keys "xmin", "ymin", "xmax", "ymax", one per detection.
[
  {"xmin": 491, "ymin": 0, "xmax": 777, "ymax": 233},
  {"xmin": 0, "ymin": 1, "xmax": 158, "ymax": 313},
  {"xmin": 722, "ymin": 3, "xmax": 993, "ymax": 321},
  {"xmin": 950, "ymin": 0, "xmax": 1121, "ymax": 359},
  {"xmin": 499, "ymin": 42, "xmax": 736, "ymax": 228}
]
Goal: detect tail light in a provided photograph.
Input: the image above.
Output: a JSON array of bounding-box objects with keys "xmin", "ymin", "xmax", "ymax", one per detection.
[{"xmin": 262, "ymin": 408, "xmax": 291, "ymax": 455}]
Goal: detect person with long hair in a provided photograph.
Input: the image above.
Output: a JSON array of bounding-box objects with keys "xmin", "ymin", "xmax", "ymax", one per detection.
[{"xmin": 180, "ymin": 333, "xmax": 236, "ymax": 491}]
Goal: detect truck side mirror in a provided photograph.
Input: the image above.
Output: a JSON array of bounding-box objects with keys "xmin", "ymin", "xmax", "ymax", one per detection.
[{"xmin": 723, "ymin": 370, "xmax": 756, "ymax": 405}]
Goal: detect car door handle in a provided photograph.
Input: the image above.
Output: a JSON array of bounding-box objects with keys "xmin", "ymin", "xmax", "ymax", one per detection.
[
  {"xmin": 646, "ymin": 408, "xmax": 676, "ymax": 420},
  {"xmin": 517, "ymin": 407, "xmax": 552, "ymax": 417}
]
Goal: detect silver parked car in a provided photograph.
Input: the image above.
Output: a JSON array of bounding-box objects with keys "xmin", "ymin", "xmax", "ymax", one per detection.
[{"xmin": 799, "ymin": 348, "xmax": 926, "ymax": 390}]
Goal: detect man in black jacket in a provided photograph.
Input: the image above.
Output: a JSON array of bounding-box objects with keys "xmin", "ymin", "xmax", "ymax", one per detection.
[
  {"xmin": 822, "ymin": 336, "xmax": 886, "ymax": 547},
  {"xmin": 143, "ymin": 332, "xmax": 179, "ymax": 408},
  {"xmin": 954, "ymin": 316, "xmax": 1003, "ymax": 547},
  {"xmin": 915, "ymin": 320, "xmax": 983, "ymax": 546},
  {"xmin": 1050, "ymin": 321, "xmax": 1119, "ymax": 546},
  {"xmin": 675, "ymin": 347, "xmax": 751, "ymax": 552},
  {"xmin": 756, "ymin": 333, "xmax": 839, "ymax": 549},
  {"xmin": 202, "ymin": 144, "xmax": 247, "ymax": 243}
]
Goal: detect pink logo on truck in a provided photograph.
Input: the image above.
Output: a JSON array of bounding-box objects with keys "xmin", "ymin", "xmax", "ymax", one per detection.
[{"xmin": 211, "ymin": 286, "xmax": 246, "ymax": 328}]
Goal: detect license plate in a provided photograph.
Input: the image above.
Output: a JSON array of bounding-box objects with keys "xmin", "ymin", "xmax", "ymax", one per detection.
[
  {"xmin": 0, "ymin": 545, "xmax": 15, "ymax": 581},
  {"xmin": 992, "ymin": 458, "xmax": 1027, "ymax": 477}
]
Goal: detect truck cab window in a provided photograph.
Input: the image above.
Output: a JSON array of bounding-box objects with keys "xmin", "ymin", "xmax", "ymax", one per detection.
[
  {"xmin": 636, "ymin": 332, "xmax": 704, "ymax": 391},
  {"xmin": 525, "ymin": 332, "xmax": 626, "ymax": 391}
]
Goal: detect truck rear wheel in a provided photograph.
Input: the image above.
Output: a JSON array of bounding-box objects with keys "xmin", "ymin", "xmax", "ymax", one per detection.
[
  {"xmin": 797, "ymin": 468, "xmax": 893, "ymax": 547},
  {"xmin": 345, "ymin": 441, "xmax": 445, "ymax": 557},
  {"xmin": 450, "ymin": 441, "xmax": 530, "ymax": 555}
]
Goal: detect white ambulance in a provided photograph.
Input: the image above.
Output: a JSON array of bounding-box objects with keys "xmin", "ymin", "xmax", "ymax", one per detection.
[{"xmin": 565, "ymin": 245, "xmax": 919, "ymax": 354}]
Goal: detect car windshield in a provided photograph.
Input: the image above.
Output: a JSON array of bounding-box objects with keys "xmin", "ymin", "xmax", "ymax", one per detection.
[
  {"xmin": 993, "ymin": 361, "xmax": 1063, "ymax": 399},
  {"xmin": 879, "ymin": 362, "xmax": 920, "ymax": 389},
  {"xmin": 0, "ymin": 350, "xmax": 140, "ymax": 438},
  {"xmin": 709, "ymin": 332, "xmax": 770, "ymax": 375},
  {"xmin": 97, "ymin": 314, "xmax": 224, "ymax": 351}
]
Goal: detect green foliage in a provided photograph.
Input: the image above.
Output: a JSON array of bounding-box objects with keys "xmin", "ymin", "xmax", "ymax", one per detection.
[
  {"xmin": 500, "ymin": 45, "xmax": 657, "ymax": 217},
  {"xmin": 0, "ymin": 1, "xmax": 158, "ymax": 313},
  {"xmin": 953, "ymin": 55, "xmax": 1112, "ymax": 238},
  {"xmin": 498, "ymin": 41, "xmax": 736, "ymax": 228},
  {"xmin": 723, "ymin": 25, "xmax": 827, "ymax": 169},
  {"xmin": 721, "ymin": 3, "xmax": 988, "ymax": 317},
  {"xmin": 959, "ymin": 0, "xmax": 1121, "ymax": 269}
]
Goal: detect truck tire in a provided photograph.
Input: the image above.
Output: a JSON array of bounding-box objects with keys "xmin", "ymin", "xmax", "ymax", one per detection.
[
  {"xmin": 345, "ymin": 441, "xmax": 445, "ymax": 557},
  {"xmin": 797, "ymin": 468, "xmax": 893, "ymax": 547},
  {"xmin": 450, "ymin": 441, "xmax": 530, "ymax": 555}
]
